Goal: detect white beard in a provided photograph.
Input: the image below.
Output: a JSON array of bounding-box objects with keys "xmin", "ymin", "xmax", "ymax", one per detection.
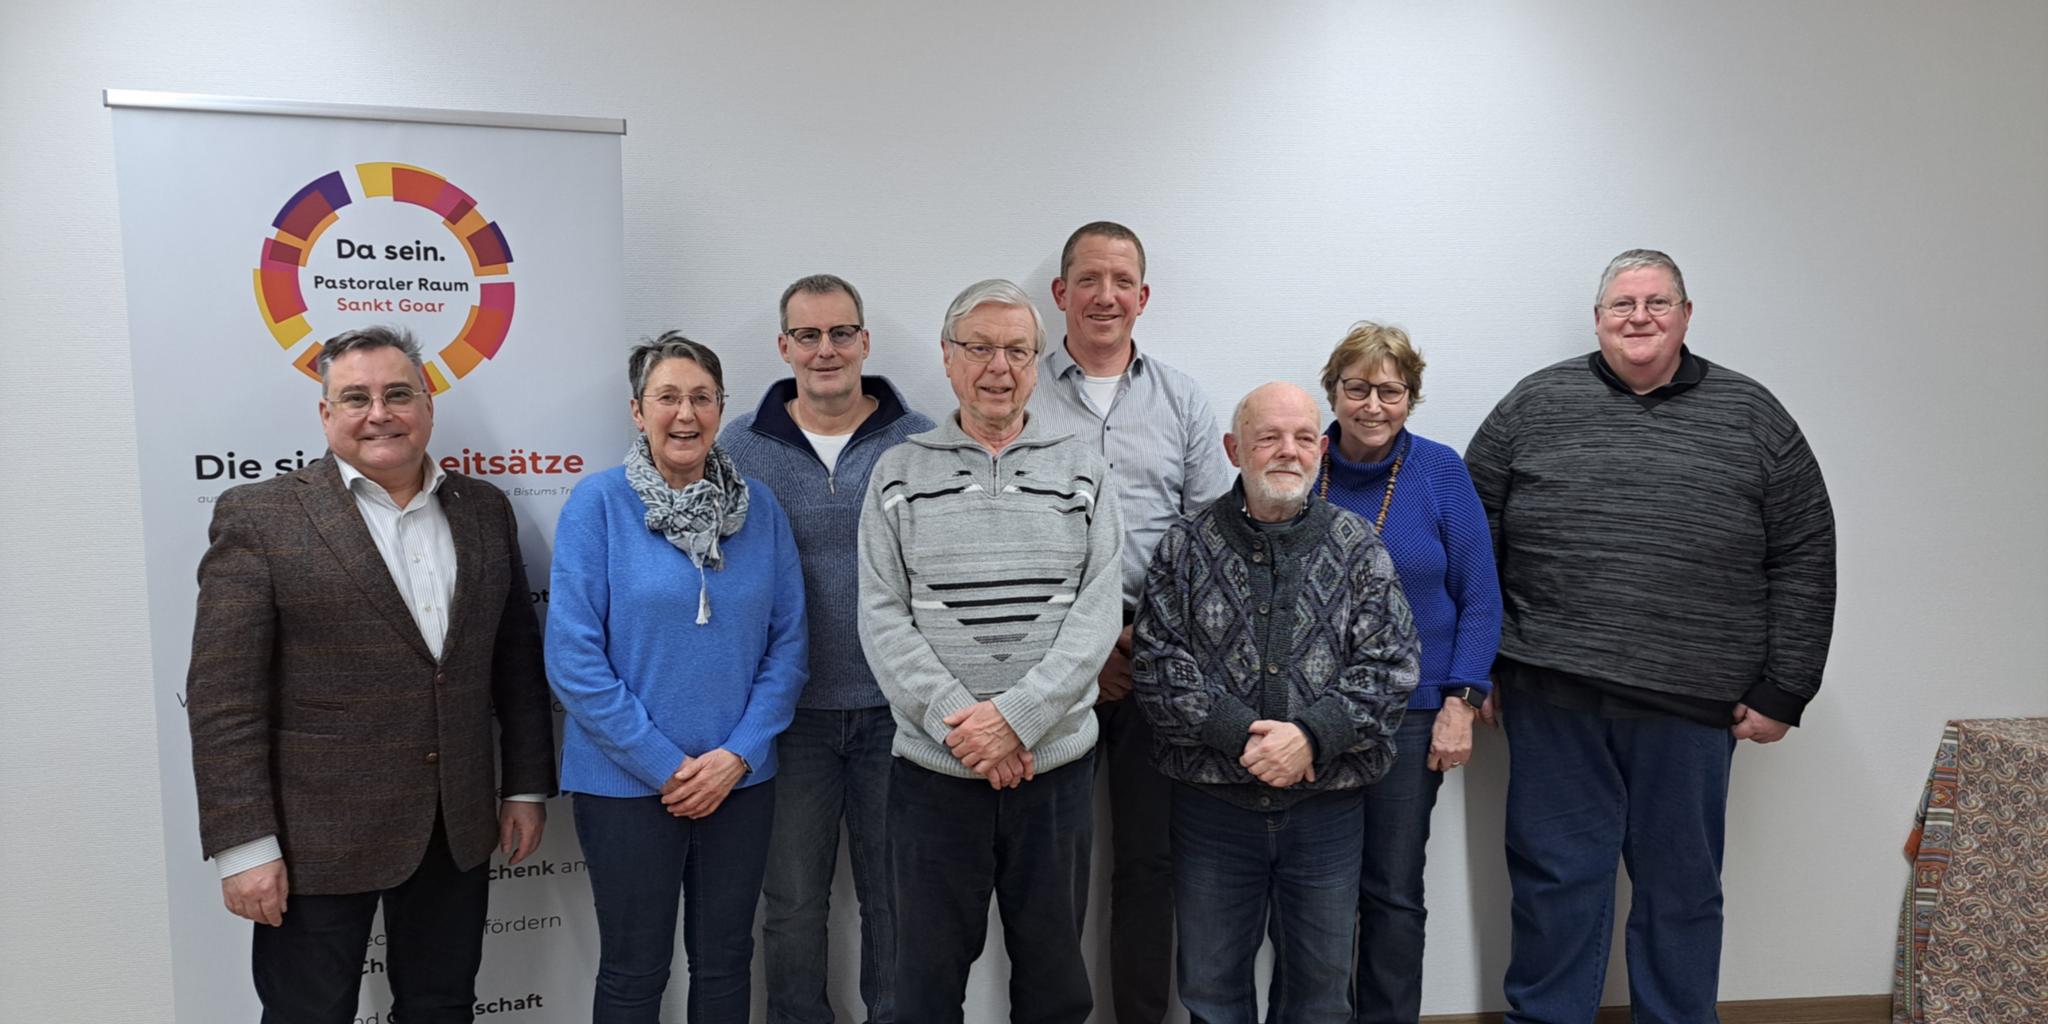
[{"xmin": 1245, "ymin": 462, "xmax": 1311, "ymax": 510}]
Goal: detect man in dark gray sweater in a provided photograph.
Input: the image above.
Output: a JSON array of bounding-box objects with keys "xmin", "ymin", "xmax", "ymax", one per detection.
[
  {"xmin": 1132, "ymin": 382, "xmax": 1419, "ymax": 1023},
  {"xmin": 1465, "ymin": 249, "xmax": 1837, "ymax": 1024}
]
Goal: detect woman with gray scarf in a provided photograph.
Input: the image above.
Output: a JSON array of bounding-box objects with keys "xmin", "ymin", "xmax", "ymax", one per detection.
[{"xmin": 546, "ymin": 332, "xmax": 808, "ymax": 1023}]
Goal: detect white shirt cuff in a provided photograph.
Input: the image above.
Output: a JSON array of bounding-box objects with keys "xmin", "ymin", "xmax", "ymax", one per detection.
[
  {"xmin": 215, "ymin": 836, "xmax": 283, "ymax": 879},
  {"xmin": 212, "ymin": 795, "xmax": 545, "ymax": 879}
]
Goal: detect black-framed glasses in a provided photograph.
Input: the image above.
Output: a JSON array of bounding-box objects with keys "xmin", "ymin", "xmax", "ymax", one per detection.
[
  {"xmin": 946, "ymin": 339, "xmax": 1038, "ymax": 367},
  {"xmin": 329, "ymin": 385, "xmax": 422, "ymax": 415},
  {"xmin": 784, "ymin": 324, "xmax": 865, "ymax": 349},
  {"xmin": 1601, "ymin": 296, "xmax": 1680, "ymax": 318},
  {"xmin": 1338, "ymin": 379, "xmax": 1410, "ymax": 405}
]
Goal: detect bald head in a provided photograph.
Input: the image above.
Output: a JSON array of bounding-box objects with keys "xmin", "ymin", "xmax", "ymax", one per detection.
[
  {"xmin": 1225, "ymin": 382, "xmax": 1329, "ymax": 520},
  {"xmin": 1232, "ymin": 382, "xmax": 1321, "ymax": 437}
]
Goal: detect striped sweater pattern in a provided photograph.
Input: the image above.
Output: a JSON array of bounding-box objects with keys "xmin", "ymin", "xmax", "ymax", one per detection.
[{"xmin": 857, "ymin": 415, "xmax": 1124, "ymax": 777}]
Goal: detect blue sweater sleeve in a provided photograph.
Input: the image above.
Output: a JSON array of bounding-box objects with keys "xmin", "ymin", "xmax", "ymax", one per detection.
[
  {"xmin": 544, "ymin": 485, "xmax": 690, "ymax": 790},
  {"xmin": 717, "ymin": 489, "xmax": 809, "ymax": 773},
  {"xmin": 1433, "ymin": 451, "xmax": 1504, "ymax": 692}
]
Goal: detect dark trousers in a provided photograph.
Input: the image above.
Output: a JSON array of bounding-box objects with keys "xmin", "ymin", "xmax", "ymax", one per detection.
[
  {"xmin": 890, "ymin": 752, "xmax": 1095, "ymax": 1024},
  {"xmin": 1353, "ymin": 708, "xmax": 1443, "ymax": 1024},
  {"xmin": 762, "ymin": 707, "xmax": 898, "ymax": 1024},
  {"xmin": 573, "ymin": 783, "xmax": 776, "ymax": 1024},
  {"xmin": 1174, "ymin": 784, "xmax": 1364, "ymax": 1024},
  {"xmin": 1502, "ymin": 691, "xmax": 1736, "ymax": 1024},
  {"xmin": 1098, "ymin": 697, "xmax": 1177, "ymax": 1023},
  {"xmin": 252, "ymin": 815, "xmax": 487, "ymax": 1024}
]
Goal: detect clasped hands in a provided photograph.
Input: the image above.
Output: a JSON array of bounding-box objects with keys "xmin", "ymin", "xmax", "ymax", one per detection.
[
  {"xmin": 1241, "ymin": 719, "xmax": 1316, "ymax": 788},
  {"xmin": 945, "ymin": 700, "xmax": 1034, "ymax": 790},
  {"xmin": 660, "ymin": 748, "xmax": 747, "ymax": 818}
]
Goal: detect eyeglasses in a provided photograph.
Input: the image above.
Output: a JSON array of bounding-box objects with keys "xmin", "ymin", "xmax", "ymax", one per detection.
[
  {"xmin": 784, "ymin": 325, "xmax": 865, "ymax": 349},
  {"xmin": 1601, "ymin": 296, "xmax": 1681, "ymax": 318},
  {"xmin": 1337, "ymin": 379, "xmax": 1411, "ymax": 405},
  {"xmin": 639, "ymin": 389, "xmax": 723, "ymax": 412},
  {"xmin": 329, "ymin": 386, "xmax": 422, "ymax": 415},
  {"xmin": 946, "ymin": 339, "xmax": 1038, "ymax": 368}
]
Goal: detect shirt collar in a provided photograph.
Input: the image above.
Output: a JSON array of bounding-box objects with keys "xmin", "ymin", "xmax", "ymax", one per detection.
[
  {"xmin": 1049, "ymin": 337, "xmax": 1148, "ymax": 381},
  {"xmin": 336, "ymin": 453, "xmax": 444, "ymax": 509},
  {"xmin": 1589, "ymin": 345, "xmax": 1706, "ymax": 403},
  {"xmin": 747, "ymin": 375, "xmax": 913, "ymax": 447}
]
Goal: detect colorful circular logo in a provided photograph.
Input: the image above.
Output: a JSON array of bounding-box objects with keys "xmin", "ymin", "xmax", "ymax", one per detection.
[{"xmin": 253, "ymin": 163, "xmax": 515, "ymax": 393}]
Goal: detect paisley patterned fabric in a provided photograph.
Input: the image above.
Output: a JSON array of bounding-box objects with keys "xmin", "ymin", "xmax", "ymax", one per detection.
[{"xmin": 1893, "ymin": 718, "xmax": 2048, "ymax": 1023}]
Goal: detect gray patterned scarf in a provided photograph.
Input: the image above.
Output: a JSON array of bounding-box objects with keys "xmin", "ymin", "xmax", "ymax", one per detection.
[{"xmin": 624, "ymin": 438, "xmax": 750, "ymax": 623}]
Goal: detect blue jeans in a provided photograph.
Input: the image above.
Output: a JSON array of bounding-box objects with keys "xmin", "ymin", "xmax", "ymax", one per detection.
[
  {"xmin": 762, "ymin": 706, "xmax": 897, "ymax": 1024},
  {"xmin": 890, "ymin": 752, "xmax": 1096, "ymax": 1024},
  {"xmin": 1502, "ymin": 690, "xmax": 1736, "ymax": 1024},
  {"xmin": 573, "ymin": 783, "xmax": 776, "ymax": 1024},
  {"xmin": 1174, "ymin": 784, "xmax": 1364, "ymax": 1024},
  {"xmin": 1354, "ymin": 708, "xmax": 1443, "ymax": 1024}
]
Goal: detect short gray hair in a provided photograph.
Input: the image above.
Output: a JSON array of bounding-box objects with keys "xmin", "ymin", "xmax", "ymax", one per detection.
[
  {"xmin": 1596, "ymin": 248, "xmax": 1688, "ymax": 304},
  {"xmin": 315, "ymin": 325, "xmax": 426, "ymax": 389},
  {"xmin": 941, "ymin": 279, "xmax": 1045, "ymax": 354},
  {"xmin": 779, "ymin": 274, "xmax": 865, "ymax": 332},
  {"xmin": 627, "ymin": 330, "xmax": 725, "ymax": 403}
]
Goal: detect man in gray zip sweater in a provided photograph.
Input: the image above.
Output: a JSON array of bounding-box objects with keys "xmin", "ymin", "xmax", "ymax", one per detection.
[
  {"xmin": 859, "ymin": 278, "xmax": 1122, "ymax": 1024},
  {"xmin": 723, "ymin": 274, "xmax": 934, "ymax": 1024}
]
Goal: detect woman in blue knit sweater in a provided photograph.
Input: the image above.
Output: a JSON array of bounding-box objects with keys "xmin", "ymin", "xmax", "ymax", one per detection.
[
  {"xmin": 547, "ymin": 333, "xmax": 807, "ymax": 1024},
  {"xmin": 1314, "ymin": 321, "xmax": 1502, "ymax": 1023}
]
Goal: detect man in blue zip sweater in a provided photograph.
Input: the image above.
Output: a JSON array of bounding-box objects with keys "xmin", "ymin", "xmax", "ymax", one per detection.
[{"xmin": 722, "ymin": 274, "xmax": 934, "ymax": 1024}]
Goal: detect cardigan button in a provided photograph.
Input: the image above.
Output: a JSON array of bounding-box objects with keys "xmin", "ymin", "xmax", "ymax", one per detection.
[
  {"xmin": 424, "ymin": 752, "xmax": 439, "ymax": 765},
  {"xmin": 1257, "ymin": 603, "xmax": 1270, "ymax": 615},
  {"xmin": 1266, "ymin": 664, "xmax": 1279, "ymax": 675},
  {"xmin": 433, "ymin": 671, "xmax": 446, "ymax": 686}
]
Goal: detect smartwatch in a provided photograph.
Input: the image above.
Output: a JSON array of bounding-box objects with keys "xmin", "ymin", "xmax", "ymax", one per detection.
[{"xmin": 1443, "ymin": 686, "xmax": 1484, "ymax": 710}]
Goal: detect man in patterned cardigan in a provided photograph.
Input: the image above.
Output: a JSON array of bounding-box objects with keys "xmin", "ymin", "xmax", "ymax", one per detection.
[{"xmin": 1132, "ymin": 381, "xmax": 1419, "ymax": 1022}]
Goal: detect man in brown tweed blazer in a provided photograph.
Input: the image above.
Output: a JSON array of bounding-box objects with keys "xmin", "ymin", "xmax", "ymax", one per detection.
[{"xmin": 186, "ymin": 325, "xmax": 556, "ymax": 1023}]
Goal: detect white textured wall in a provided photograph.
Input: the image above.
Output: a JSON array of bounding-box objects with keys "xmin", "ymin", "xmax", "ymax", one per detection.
[{"xmin": 5, "ymin": 1, "xmax": 2045, "ymax": 1020}]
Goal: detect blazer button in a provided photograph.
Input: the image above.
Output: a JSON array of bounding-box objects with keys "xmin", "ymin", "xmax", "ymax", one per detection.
[{"xmin": 424, "ymin": 752, "xmax": 440, "ymax": 764}]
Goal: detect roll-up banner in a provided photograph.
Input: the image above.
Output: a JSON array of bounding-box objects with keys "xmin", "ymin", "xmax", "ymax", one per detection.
[{"xmin": 108, "ymin": 90, "xmax": 625, "ymax": 1022}]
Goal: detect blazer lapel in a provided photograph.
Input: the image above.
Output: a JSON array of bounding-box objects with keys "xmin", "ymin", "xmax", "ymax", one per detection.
[
  {"xmin": 436, "ymin": 478, "xmax": 486, "ymax": 665},
  {"xmin": 299, "ymin": 456, "xmax": 435, "ymax": 662}
]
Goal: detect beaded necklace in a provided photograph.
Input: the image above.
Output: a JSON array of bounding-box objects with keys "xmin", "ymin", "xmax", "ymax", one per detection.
[{"xmin": 1319, "ymin": 434, "xmax": 1406, "ymax": 533}]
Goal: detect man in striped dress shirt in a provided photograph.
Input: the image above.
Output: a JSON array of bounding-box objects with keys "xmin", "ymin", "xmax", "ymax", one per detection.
[
  {"xmin": 1029, "ymin": 220, "xmax": 1233, "ymax": 1023},
  {"xmin": 1466, "ymin": 249, "xmax": 1837, "ymax": 1024}
]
